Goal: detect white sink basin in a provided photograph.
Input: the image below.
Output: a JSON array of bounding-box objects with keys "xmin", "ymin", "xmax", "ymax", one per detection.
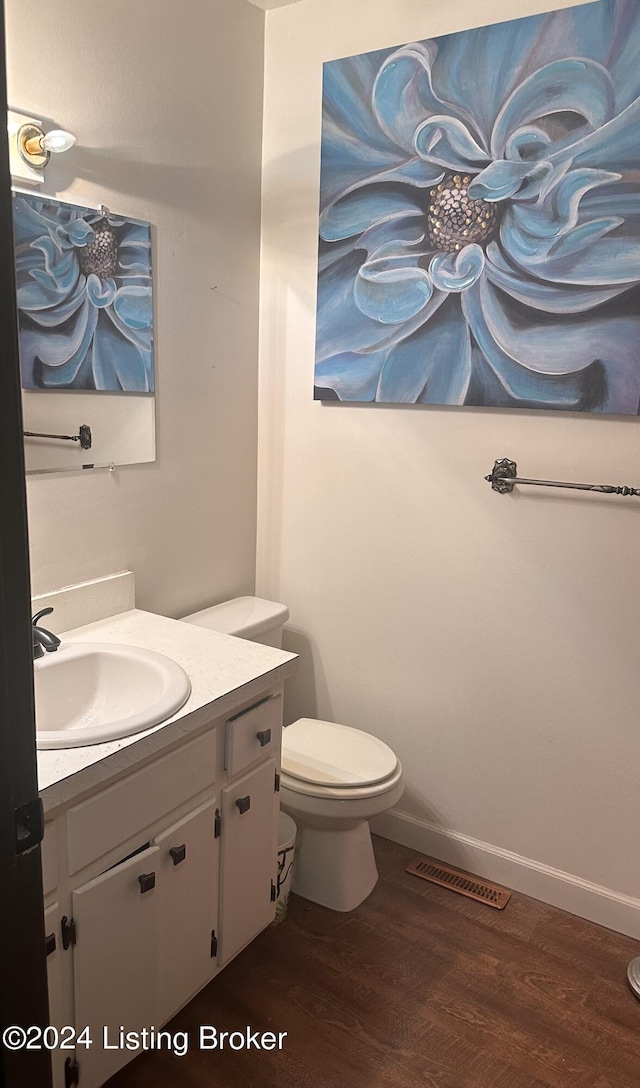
[{"xmin": 35, "ymin": 642, "xmax": 191, "ymax": 749}]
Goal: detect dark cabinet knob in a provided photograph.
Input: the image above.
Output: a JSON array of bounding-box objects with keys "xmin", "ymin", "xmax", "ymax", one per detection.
[
  {"xmin": 169, "ymin": 844, "xmax": 186, "ymax": 866},
  {"xmin": 256, "ymin": 728, "xmax": 271, "ymax": 747},
  {"xmin": 235, "ymin": 796, "xmax": 251, "ymax": 814},
  {"xmin": 138, "ymin": 872, "xmax": 156, "ymax": 893}
]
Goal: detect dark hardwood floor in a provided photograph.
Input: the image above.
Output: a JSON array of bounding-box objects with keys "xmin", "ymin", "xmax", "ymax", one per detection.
[{"xmin": 107, "ymin": 836, "xmax": 640, "ymax": 1088}]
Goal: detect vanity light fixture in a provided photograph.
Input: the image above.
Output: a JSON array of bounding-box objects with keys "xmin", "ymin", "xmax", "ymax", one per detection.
[
  {"xmin": 17, "ymin": 123, "xmax": 76, "ymax": 167},
  {"xmin": 7, "ymin": 110, "xmax": 76, "ymax": 185}
]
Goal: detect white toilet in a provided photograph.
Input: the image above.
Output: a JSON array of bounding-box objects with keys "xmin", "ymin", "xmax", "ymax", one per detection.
[{"xmin": 181, "ymin": 596, "xmax": 404, "ymax": 912}]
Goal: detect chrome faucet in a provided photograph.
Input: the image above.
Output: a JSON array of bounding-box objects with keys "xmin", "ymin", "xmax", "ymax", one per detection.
[{"xmin": 32, "ymin": 607, "xmax": 61, "ymax": 660}]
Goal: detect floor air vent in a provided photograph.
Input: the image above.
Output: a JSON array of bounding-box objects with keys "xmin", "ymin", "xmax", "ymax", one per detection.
[{"xmin": 406, "ymin": 856, "xmax": 512, "ymax": 909}]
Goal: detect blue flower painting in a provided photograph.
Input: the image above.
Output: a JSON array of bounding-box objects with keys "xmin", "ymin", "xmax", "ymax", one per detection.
[
  {"xmin": 314, "ymin": 0, "xmax": 640, "ymax": 412},
  {"xmin": 14, "ymin": 194, "xmax": 154, "ymax": 392}
]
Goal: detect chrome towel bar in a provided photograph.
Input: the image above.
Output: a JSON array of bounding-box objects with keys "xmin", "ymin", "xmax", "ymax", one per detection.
[{"xmin": 485, "ymin": 458, "xmax": 640, "ymax": 497}]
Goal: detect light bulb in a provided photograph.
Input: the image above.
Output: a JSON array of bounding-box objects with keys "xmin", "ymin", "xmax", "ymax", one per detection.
[{"xmin": 41, "ymin": 129, "xmax": 76, "ymax": 154}]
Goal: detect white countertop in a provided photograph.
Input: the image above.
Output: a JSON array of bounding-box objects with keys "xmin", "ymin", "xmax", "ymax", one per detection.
[{"xmin": 37, "ymin": 608, "xmax": 298, "ymax": 813}]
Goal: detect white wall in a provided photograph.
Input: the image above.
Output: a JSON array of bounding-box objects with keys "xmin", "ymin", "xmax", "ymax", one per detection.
[
  {"xmin": 7, "ymin": 0, "xmax": 265, "ymax": 617},
  {"xmin": 258, "ymin": 0, "xmax": 640, "ymax": 934}
]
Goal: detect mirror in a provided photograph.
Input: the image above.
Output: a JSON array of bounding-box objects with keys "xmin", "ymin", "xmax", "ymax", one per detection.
[{"xmin": 13, "ymin": 188, "xmax": 156, "ymax": 473}]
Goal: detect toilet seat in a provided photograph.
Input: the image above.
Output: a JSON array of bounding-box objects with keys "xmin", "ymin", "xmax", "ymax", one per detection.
[
  {"xmin": 281, "ymin": 718, "xmax": 399, "ymax": 797},
  {"xmin": 280, "ymin": 760, "xmax": 403, "ymax": 801}
]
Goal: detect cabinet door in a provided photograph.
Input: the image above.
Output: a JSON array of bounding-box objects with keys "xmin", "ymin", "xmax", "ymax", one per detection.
[
  {"xmin": 72, "ymin": 845, "xmax": 160, "ymax": 1088},
  {"xmin": 155, "ymin": 799, "xmax": 220, "ymax": 1024},
  {"xmin": 44, "ymin": 903, "xmax": 66, "ymax": 1088},
  {"xmin": 219, "ymin": 759, "xmax": 278, "ymax": 965}
]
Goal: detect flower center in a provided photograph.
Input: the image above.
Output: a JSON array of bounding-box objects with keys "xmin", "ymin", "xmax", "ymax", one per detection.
[
  {"xmin": 428, "ymin": 174, "xmax": 499, "ymax": 252},
  {"xmin": 78, "ymin": 221, "xmax": 118, "ymax": 278}
]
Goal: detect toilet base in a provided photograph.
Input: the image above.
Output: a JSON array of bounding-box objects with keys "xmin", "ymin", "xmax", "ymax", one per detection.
[{"xmin": 288, "ymin": 817, "xmax": 378, "ymax": 912}]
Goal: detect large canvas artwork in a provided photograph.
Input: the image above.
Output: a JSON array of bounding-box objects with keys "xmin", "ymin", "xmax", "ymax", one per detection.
[
  {"xmin": 314, "ymin": 0, "xmax": 640, "ymax": 412},
  {"xmin": 14, "ymin": 193, "xmax": 154, "ymax": 392}
]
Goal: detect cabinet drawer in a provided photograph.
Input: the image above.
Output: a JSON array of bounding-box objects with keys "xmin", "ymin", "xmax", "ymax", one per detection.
[
  {"xmin": 224, "ymin": 694, "xmax": 282, "ymax": 776},
  {"xmin": 67, "ymin": 730, "xmax": 217, "ymax": 875}
]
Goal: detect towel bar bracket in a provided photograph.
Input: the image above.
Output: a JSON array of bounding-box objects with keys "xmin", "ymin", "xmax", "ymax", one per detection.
[{"xmin": 485, "ymin": 458, "xmax": 517, "ymax": 494}]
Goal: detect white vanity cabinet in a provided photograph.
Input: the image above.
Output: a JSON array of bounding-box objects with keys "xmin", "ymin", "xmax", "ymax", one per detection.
[
  {"xmin": 219, "ymin": 759, "xmax": 279, "ymax": 965},
  {"xmin": 72, "ymin": 843, "xmax": 162, "ymax": 1087},
  {"xmin": 155, "ymin": 798, "xmax": 220, "ymax": 1024},
  {"xmin": 44, "ymin": 901, "xmax": 69, "ymax": 1088},
  {"xmin": 41, "ymin": 686, "xmax": 284, "ymax": 1088}
]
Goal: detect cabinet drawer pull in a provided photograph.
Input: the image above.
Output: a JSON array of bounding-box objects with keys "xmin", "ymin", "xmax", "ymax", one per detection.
[
  {"xmin": 138, "ymin": 871, "xmax": 156, "ymax": 893},
  {"xmin": 235, "ymin": 796, "xmax": 251, "ymax": 814},
  {"xmin": 256, "ymin": 728, "xmax": 272, "ymax": 747},
  {"xmin": 169, "ymin": 844, "xmax": 187, "ymax": 866},
  {"xmin": 45, "ymin": 933, "xmax": 56, "ymax": 957}
]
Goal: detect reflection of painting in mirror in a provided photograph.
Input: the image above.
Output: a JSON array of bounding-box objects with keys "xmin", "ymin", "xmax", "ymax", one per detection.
[{"xmin": 14, "ymin": 193, "xmax": 154, "ymax": 393}]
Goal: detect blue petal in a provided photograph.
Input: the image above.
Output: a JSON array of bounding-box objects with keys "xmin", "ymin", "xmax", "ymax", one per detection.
[
  {"xmin": 484, "ymin": 243, "xmax": 630, "ymax": 313},
  {"xmin": 547, "ymin": 217, "xmax": 624, "ymax": 260},
  {"xmin": 91, "ymin": 313, "xmax": 152, "ymax": 392},
  {"xmin": 502, "ymin": 207, "xmax": 640, "ymax": 285},
  {"xmin": 86, "ymin": 274, "xmax": 117, "ymax": 308},
  {"xmin": 428, "ymin": 245, "xmax": 485, "ymax": 292},
  {"xmin": 320, "ymin": 153, "xmax": 444, "ymax": 210},
  {"xmin": 355, "ymin": 255, "xmax": 433, "ymax": 324},
  {"xmin": 553, "ymin": 96, "xmax": 640, "ymax": 172},
  {"xmin": 581, "ymin": 189, "xmax": 640, "ymax": 223},
  {"xmin": 67, "ymin": 219, "xmax": 95, "ymax": 247},
  {"xmin": 468, "ymin": 159, "xmax": 553, "ymax": 202},
  {"xmin": 16, "ymin": 265, "xmax": 79, "ymax": 312},
  {"xmin": 372, "ymin": 42, "xmax": 483, "ymax": 154},
  {"xmin": 552, "ymin": 169, "xmax": 622, "ymax": 227},
  {"xmin": 323, "ymin": 48, "xmax": 404, "ymax": 157},
  {"xmin": 504, "ymin": 127, "xmax": 552, "ymax": 163},
  {"xmin": 414, "ymin": 116, "xmax": 490, "ymax": 172},
  {"xmin": 19, "ymin": 278, "xmax": 88, "ymax": 327},
  {"xmin": 113, "ymin": 285, "xmax": 153, "ymax": 330},
  {"xmin": 464, "ymin": 277, "xmax": 640, "ymax": 413},
  {"xmin": 314, "ymin": 350, "xmax": 387, "ymax": 401},
  {"xmin": 321, "ymin": 51, "xmax": 410, "ymax": 205},
  {"xmin": 107, "ymin": 298, "xmax": 154, "ymax": 355},
  {"xmin": 116, "ymin": 245, "xmax": 152, "ymax": 274},
  {"xmin": 607, "ymin": 0, "xmax": 640, "ymax": 108},
  {"xmin": 29, "ymin": 236, "xmax": 79, "ymax": 293},
  {"xmin": 119, "ymin": 221, "xmax": 151, "ymax": 247},
  {"xmin": 429, "ymin": 11, "xmax": 552, "ymax": 144},
  {"xmin": 461, "ymin": 281, "xmax": 611, "ymax": 409},
  {"xmin": 320, "ymin": 190, "xmax": 423, "ymax": 242},
  {"xmin": 490, "ymin": 59, "xmax": 615, "ymax": 159},
  {"xmin": 12, "ymin": 195, "xmax": 61, "ymax": 246},
  {"xmin": 377, "ymin": 296, "xmax": 471, "ymax": 404},
  {"xmin": 317, "ymin": 220, "xmax": 440, "ymax": 359},
  {"xmin": 500, "ymin": 168, "xmax": 632, "ymax": 274},
  {"xmin": 316, "ymin": 250, "xmax": 388, "ymax": 358},
  {"xmin": 19, "ymin": 300, "xmax": 98, "ymax": 389},
  {"xmin": 475, "ymin": 276, "xmax": 630, "ymax": 375},
  {"xmin": 117, "ymin": 225, "xmax": 152, "ymax": 276}
]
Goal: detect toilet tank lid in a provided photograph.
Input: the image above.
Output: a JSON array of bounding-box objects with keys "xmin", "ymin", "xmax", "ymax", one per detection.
[{"xmin": 181, "ymin": 596, "xmax": 289, "ymax": 639}]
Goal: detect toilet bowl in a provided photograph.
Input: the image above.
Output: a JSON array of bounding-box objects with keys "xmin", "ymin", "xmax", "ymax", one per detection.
[
  {"xmin": 181, "ymin": 596, "xmax": 404, "ymax": 912},
  {"xmin": 280, "ymin": 718, "xmax": 403, "ymax": 911}
]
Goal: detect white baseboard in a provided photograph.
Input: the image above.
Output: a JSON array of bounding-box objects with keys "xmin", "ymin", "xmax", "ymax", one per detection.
[{"xmin": 371, "ymin": 808, "xmax": 640, "ymax": 940}]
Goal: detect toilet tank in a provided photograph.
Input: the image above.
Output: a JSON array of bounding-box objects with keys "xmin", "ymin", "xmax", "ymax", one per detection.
[{"xmin": 181, "ymin": 596, "xmax": 289, "ymax": 648}]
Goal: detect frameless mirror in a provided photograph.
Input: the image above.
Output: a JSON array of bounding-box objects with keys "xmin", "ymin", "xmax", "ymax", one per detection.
[{"xmin": 12, "ymin": 189, "xmax": 156, "ymax": 474}]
